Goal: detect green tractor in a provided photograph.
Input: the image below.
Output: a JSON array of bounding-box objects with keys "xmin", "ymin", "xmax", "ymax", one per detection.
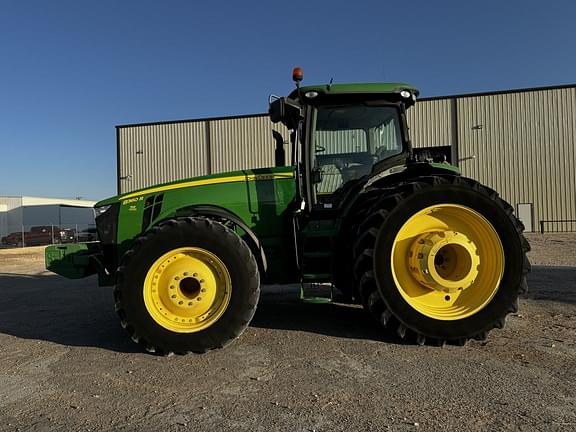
[{"xmin": 46, "ymin": 68, "xmax": 530, "ymax": 354}]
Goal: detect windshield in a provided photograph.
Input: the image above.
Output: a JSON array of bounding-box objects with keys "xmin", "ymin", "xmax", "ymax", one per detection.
[{"xmin": 312, "ymin": 105, "xmax": 403, "ymax": 196}]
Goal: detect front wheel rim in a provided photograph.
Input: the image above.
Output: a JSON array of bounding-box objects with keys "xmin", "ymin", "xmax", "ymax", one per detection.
[
  {"xmin": 390, "ymin": 204, "xmax": 504, "ymax": 320},
  {"xmin": 143, "ymin": 247, "xmax": 232, "ymax": 333}
]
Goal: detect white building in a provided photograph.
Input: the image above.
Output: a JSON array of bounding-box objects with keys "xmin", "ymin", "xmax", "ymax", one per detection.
[{"xmin": 0, "ymin": 196, "xmax": 96, "ymax": 238}]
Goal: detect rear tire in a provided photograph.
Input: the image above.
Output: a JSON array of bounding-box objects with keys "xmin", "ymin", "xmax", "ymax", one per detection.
[
  {"xmin": 354, "ymin": 175, "xmax": 530, "ymax": 345},
  {"xmin": 115, "ymin": 217, "xmax": 260, "ymax": 354}
]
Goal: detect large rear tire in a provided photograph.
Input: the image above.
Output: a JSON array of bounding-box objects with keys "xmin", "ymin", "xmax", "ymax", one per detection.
[
  {"xmin": 354, "ymin": 176, "xmax": 530, "ymax": 345},
  {"xmin": 115, "ymin": 217, "xmax": 260, "ymax": 354}
]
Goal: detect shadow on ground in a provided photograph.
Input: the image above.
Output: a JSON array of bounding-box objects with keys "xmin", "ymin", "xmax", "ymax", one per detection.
[
  {"xmin": 524, "ymin": 266, "xmax": 576, "ymax": 304},
  {"xmin": 0, "ymin": 273, "xmax": 140, "ymax": 353},
  {"xmin": 0, "ymin": 265, "xmax": 574, "ymax": 352},
  {"xmin": 252, "ymin": 292, "xmax": 401, "ymax": 344}
]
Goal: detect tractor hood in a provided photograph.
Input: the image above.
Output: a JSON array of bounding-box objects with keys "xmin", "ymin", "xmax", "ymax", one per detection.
[{"xmin": 95, "ymin": 167, "xmax": 295, "ymax": 208}]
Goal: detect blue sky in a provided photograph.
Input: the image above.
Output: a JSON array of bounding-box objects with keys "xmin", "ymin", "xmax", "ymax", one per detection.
[{"xmin": 1, "ymin": 0, "xmax": 575, "ymax": 201}]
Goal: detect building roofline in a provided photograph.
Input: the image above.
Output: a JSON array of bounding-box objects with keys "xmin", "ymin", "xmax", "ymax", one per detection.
[
  {"xmin": 116, "ymin": 112, "xmax": 268, "ymax": 129},
  {"xmin": 0, "ymin": 196, "xmax": 96, "ymax": 206},
  {"xmin": 115, "ymin": 83, "xmax": 576, "ymax": 129},
  {"xmin": 419, "ymin": 83, "xmax": 576, "ymax": 101}
]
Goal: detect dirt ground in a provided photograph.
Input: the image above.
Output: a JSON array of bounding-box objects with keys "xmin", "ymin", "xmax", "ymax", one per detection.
[{"xmin": 0, "ymin": 233, "xmax": 574, "ymax": 431}]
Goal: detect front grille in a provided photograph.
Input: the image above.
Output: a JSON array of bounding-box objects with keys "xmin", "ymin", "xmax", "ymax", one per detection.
[
  {"xmin": 95, "ymin": 203, "xmax": 119, "ymax": 244},
  {"xmin": 95, "ymin": 203, "xmax": 120, "ymax": 274}
]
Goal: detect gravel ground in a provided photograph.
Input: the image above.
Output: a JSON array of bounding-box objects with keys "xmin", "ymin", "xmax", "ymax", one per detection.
[{"xmin": 0, "ymin": 234, "xmax": 575, "ymax": 431}]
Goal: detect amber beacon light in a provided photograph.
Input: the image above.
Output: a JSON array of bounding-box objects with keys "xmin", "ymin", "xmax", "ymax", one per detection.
[{"xmin": 292, "ymin": 67, "xmax": 304, "ymax": 83}]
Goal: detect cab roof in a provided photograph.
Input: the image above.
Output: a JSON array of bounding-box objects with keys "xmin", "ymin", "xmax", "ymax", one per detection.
[{"xmin": 289, "ymin": 82, "xmax": 419, "ymax": 99}]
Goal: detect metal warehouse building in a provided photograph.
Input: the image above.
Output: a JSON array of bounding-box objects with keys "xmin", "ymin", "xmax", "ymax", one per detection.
[{"xmin": 116, "ymin": 84, "xmax": 576, "ymax": 232}]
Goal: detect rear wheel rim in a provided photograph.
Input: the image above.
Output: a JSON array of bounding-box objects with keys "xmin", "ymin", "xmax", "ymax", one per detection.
[
  {"xmin": 143, "ymin": 247, "xmax": 232, "ymax": 333},
  {"xmin": 390, "ymin": 204, "xmax": 504, "ymax": 320}
]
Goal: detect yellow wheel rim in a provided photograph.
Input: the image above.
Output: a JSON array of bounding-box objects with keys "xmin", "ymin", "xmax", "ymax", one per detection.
[
  {"xmin": 143, "ymin": 247, "xmax": 232, "ymax": 333},
  {"xmin": 391, "ymin": 204, "xmax": 504, "ymax": 320}
]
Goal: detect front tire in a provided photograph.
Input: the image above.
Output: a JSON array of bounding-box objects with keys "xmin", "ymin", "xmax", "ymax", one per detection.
[{"xmin": 115, "ymin": 217, "xmax": 260, "ymax": 354}]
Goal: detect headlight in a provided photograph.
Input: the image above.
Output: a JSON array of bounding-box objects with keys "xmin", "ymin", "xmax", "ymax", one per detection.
[{"xmin": 94, "ymin": 205, "xmax": 112, "ymax": 218}]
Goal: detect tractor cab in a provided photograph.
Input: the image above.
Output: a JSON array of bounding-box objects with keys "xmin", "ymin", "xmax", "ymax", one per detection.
[
  {"xmin": 270, "ymin": 68, "xmax": 419, "ymax": 211},
  {"xmin": 269, "ymin": 68, "xmax": 421, "ymax": 293}
]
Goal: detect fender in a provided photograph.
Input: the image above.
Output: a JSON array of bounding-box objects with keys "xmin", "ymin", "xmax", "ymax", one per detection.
[{"xmin": 174, "ymin": 205, "xmax": 268, "ymax": 275}]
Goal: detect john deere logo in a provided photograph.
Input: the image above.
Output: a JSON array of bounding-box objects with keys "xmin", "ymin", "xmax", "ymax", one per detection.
[
  {"xmin": 122, "ymin": 196, "xmax": 144, "ymax": 206},
  {"xmin": 253, "ymin": 174, "xmax": 275, "ymax": 181}
]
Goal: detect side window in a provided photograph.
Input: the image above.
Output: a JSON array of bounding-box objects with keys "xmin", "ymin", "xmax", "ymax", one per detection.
[
  {"xmin": 314, "ymin": 129, "xmax": 367, "ymax": 195},
  {"xmin": 372, "ymin": 119, "xmax": 402, "ymax": 161}
]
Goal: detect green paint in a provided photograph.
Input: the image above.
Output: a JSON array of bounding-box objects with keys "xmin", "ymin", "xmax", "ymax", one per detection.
[
  {"xmin": 430, "ymin": 162, "xmax": 460, "ymax": 174},
  {"xmin": 45, "ymin": 243, "xmax": 97, "ymax": 279},
  {"xmin": 291, "ymin": 82, "xmax": 419, "ymax": 98},
  {"xmin": 113, "ymin": 166, "xmax": 298, "ymax": 282}
]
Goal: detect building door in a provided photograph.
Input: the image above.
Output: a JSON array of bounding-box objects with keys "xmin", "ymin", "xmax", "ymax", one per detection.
[{"xmin": 517, "ymin": 203, "xmax": 534, "ymax": 233}]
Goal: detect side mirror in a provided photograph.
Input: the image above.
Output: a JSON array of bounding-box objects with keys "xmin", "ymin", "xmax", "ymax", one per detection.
[
  {"xmin": 269, "ymin": 96, "xmax": 302, "ymax": 129},
  {"xmin": 269, "ymin": 97, "xmax": 286, "ymax": 124}
]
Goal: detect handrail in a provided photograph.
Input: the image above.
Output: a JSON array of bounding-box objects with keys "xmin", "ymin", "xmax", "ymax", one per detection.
[{"xmin": 539, "ymin": 220, "xmax": 576, "ymax": 234}]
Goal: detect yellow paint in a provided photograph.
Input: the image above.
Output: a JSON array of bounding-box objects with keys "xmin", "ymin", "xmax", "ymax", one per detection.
[
  {"xmin": 121, "ymin": 196, "xmax": 144, "ymax": 206},
  {"xmin": 122, "ymin": 172, "xmax": 295, "ymax": 200},
  {"xmin": 391, "ymin": 204, "xmax": 504, "ymax": 320},
  {"xmin": 408, "ymin": 230, "xmax": 480, "ymax": 292},
  {"xmin": 143, "ymin": 247, "xmax": 232, "ymax": 333}
]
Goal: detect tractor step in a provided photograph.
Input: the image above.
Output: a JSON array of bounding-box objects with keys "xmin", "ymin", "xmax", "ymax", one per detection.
[
  {"xmin": 300, "ymin": 282, "xmax": 333, "ymax": 303},
  {"xmin": 302, "ymin": 273, "xmax": 332, "ymax": 282}
]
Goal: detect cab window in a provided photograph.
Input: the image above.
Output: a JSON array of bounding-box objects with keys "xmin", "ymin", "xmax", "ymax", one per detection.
[{"xmin": 312, "ymin": 105, "xmax": 403, "ymax": 196}]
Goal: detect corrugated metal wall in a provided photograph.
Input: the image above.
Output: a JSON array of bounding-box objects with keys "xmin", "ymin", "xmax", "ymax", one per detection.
[
  {"xmin": 458, "ymin": 87, "xmax": 576, "ymax": 232},
  {"xmin": 119, "ymin": 122, "xmax": 208, "ymax": 192},
  {"xmin": 408, "ymin": 98, "xmax": 453, "ymax": 148},
  {"xmin": 210, "ymin": 116, "xmax": 290, "ymax": 173},
  {"xmin": 117, "ymin": 85, "xmax": 576, "ymax": 231},
  {"xmin": 118, "ymin": 116, "xmax": 289, "ymax": 194}
]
